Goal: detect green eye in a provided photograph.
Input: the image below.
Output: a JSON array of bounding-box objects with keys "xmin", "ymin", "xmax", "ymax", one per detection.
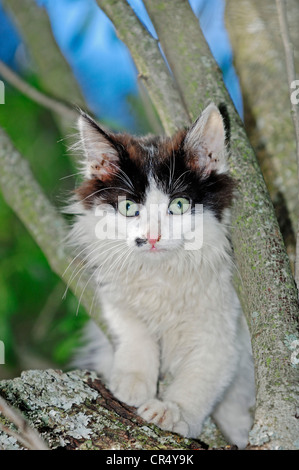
[
  {"xmin": 168, "ymin": 197, "xmax": 190, "ymax": 215},
  {"xmin": 118, "ymin": 199, "xmax": 140, "ymax": 217}
]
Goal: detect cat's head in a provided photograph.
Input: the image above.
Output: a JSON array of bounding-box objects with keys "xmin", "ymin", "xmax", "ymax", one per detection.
[{"xmin": 74, "ymin": 103, "xmax": 234, "ymax": 258}]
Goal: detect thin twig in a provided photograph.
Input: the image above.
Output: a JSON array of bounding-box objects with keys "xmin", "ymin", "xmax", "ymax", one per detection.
[
  {"xmin": 0, "ymin": 396, "xmax": 49, "ymax": 450},
  {"xmin": 276, "ymin": 0, "xmax": 299, "ymax": 294},
  {"xmin": 0, "ymin": 60, "xmax": 78, "ymax": 121}
]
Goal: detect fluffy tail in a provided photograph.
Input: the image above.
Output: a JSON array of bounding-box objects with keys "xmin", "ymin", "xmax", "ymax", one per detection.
[{"xmin": 69, "ymin": 320, "xmax": 114, "ymax": 383}]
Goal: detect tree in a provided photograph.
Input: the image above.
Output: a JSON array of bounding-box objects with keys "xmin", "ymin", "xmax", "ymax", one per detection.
[
  {"xmin": 225, "ymin": 0, "xmax": 299, "ymax": 266},
  {"xmin": 0, "ymin": 0, "xmax": 298, "ymax": 450}
]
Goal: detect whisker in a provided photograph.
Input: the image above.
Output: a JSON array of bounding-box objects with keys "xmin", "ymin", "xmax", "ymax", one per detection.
[
  {"xmin": 111, "ymin": 246, "xmax": 134, "ymax": 285},
  {"xmin": 60, "ymin": 171, "xmax": 83, "ymax": 180},
  {"xmin": 74, "ymin": 244, "xmax": 125, "ymax": 315},
  {"xmin": 64, "ymin": 240, "xmax": 121, "ymax": 299},
  {"xmin": 98, "ymin": 244, "xmax": 130, "ymax": 283},
  {"xmin": 63, "ymin": 239, "xmax": 101, "ymax": 278},
  {"xmin": 167, "ymin": 138, "xmax": 176, "ymax": 193},
  {"xmin": 75, "ymin": 265, "xmax": 100, "ymax": 316},
  {"xmin": 108, "ymin": 161, "xmax": 135, "ymax": 192},
  {"xmin": 170, "ymin": 169, "xmax": 191, "ymax": 194},
  {"xmin": 78, "ymin": 185, "xmax": 136, "ymax": 204},
  {"xmin": 123, "ymin": 249, "xmax": 136, "ymax": 285},
  {"xmin": 74, "ymin": 242, "xmax": 123, "ymax": 291},
  {"xmin": 62, "ymin": 241, "xmax": 103, "ymax": 299}
]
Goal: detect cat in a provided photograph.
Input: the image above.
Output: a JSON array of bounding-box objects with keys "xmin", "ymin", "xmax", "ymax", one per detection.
[{"xmin": 67, "ymin": 103, "xmax": 255, "ymax": 449}]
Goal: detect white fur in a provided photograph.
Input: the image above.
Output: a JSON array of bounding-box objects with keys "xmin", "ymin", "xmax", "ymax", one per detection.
[{"xmin": 68, "ymin": 186, "xmax": 255, "ymax": 448}]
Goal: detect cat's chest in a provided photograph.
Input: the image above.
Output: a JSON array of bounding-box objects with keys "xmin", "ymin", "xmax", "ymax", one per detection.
[{"xmin": 100, "ymin": 262, "xmax": 208, "ymax": 324}]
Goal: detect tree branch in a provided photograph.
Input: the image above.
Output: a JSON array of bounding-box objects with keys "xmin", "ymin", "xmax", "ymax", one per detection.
[
  {"xmin": 1, "ymin": 0, "xmax": 85, "ymax": 108},
  {"xmin": 275, "ymin": 0, "xmax": 299, "ymax": 292},
  {"xmin": 96, "ymin": 0, "xmax": 191, "ymax": 135},
  {"xmin": 0, "ymin": 126, "xmax": 106, "ymax": 333},
  {"xmin": 0, "ymin": 60, "xmax": 78, "ymax": 121},
  {"xmin": 0, "ymin": 370, "xmax": 213, "ymax": 450},
  {"xmin": 0, "ymin": 396, "xmax": 49, "ymax": 450}
]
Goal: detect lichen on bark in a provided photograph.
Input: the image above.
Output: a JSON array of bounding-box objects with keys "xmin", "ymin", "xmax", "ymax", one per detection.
[{"xmin": 0, "ymin": 369, "xmax": 213, "ymax": 450}]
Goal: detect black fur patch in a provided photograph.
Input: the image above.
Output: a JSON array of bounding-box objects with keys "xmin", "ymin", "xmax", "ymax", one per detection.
[{"xmin": 77, "ymin": 125, "xmax": 235, "ymax": 221}]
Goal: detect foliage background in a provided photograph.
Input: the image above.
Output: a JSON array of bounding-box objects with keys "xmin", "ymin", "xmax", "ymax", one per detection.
[{"xmin": 0, "ymin": 0, "xmax": 242, "ymax": 378}]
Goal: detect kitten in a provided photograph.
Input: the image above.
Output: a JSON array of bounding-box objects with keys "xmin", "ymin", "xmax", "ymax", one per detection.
[{"xmin": 68, "ymin": 103, "xmax": 255, "ymax": 449}]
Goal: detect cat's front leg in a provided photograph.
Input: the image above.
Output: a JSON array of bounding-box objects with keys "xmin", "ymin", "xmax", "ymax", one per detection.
[
  {"xmin": 108, "ymin": 313, "xmax": 160, "ymax": 407},
  {"xmin": 138, "ymin": 335, "xmax": 238, "ymax": 438}
]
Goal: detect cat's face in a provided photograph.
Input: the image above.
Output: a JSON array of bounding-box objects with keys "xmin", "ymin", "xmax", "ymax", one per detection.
[{"xmin": 75, "ymin": 104, "xmax": 234, "ymax": 258}]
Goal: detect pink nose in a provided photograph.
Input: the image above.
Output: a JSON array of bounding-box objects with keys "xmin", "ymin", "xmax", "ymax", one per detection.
[{"xmin": 147, "ymin": 234, "xmax": 161, "ymax": 246}]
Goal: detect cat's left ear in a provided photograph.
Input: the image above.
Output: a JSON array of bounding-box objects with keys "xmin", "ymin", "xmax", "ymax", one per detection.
[
  {"xmin": 77, "ymin": 112, "xmax": 120, "ymax": 181},
  {"xmin": 184, "ymin": 103, "xmax": 227, "ymax": 175}
]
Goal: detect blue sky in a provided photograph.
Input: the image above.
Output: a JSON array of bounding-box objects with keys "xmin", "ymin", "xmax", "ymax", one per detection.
[{"xmin": 0, "ymin": 0, "xmax": 243, "ymax": 131}]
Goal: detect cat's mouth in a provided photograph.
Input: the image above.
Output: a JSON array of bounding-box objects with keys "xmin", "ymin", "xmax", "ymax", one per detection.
[
  {"xmin": 139, "ymin": 243, "xmax": 166, "ymax": 254},
  {"xmin": 137, "ymin": 240, "xmax": 182, "ymax": 255},
  {"xmin": 148, "ymin": 245, "xmax": 166, "ymax": 253}
]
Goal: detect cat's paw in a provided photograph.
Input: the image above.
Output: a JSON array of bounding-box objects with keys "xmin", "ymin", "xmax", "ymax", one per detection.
[
  {"xmin": 109, "ymin": 372, "xmax": 155, "ymax": 407},
  {"xmin": 138, "ymin": 399, "xmax": 189, "ymax": 436}
]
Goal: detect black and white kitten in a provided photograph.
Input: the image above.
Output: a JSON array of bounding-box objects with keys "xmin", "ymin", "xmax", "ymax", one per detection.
[{"xmin": 68, "ymin": 103, "xmax": 255, "ymax": 448}]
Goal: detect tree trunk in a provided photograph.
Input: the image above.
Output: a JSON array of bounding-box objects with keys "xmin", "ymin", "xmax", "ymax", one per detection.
[{"xmin": 225, "ymin": 0, "xmax": 299, "ymax": 265}]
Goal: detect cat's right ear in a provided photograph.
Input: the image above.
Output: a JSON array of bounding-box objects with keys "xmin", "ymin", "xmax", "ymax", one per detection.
[
  {"xmin": 77, "ymin": 112, "xmax": 119, "ymax": 181},
  {"xmin": 184, "ymin": 103, "xmax": 227, "ymax": 176}
]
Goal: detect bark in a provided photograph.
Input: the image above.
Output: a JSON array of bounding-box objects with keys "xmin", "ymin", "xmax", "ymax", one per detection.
[
  {"xmin": 225, "ymin": 0, "xmax": 299, "ymax": 265},
  {"xmin": 275, "ymin": 0, "xmax": 299, "ymax": 303},
  {"xmin": 0, "ymin": 369, "xmax": 224, "ymax": 450},
  {"xmin": 0, "ymin": 126, "xmax": 106, "ymax": 333},
  {"xmin": 98, "ymin": 0, "xmax": 299, "ymax": 449}
]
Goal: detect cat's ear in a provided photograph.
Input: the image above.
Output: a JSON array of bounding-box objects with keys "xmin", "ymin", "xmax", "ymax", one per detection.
[
  {"xmin": 184, "ymin": 103, "xmax": 227, "ymax": 175},
  {"xmin": 77, "ymin": 112, "xmax": 119, "ymax": 181}
]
